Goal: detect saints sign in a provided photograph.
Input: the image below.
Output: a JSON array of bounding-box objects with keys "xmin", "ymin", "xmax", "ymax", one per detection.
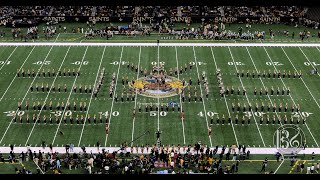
[{"xmin": 273, "ymin": 125, "xmax": 306, "ymax": 154}]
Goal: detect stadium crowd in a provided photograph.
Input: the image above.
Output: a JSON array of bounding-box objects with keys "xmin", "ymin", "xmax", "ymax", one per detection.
[
  {"xmin": 3, "ymin": 143, "xmax": 255, "ymax": 174},
  {"xmin": 0, "ymin": 6, "xmax": 317, "ymax": 41},
  {"xmin": 3, "ymin": 143, "xmax": 318, "ymax": 174},
  {"xmin": 0, "ymin": 6, "xmax": 306, "ymax": 18}
]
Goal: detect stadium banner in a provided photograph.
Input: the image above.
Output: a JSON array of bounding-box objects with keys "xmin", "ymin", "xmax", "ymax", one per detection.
[
  {"xmin": 1, "ymin": 15, "xmax": 300, "ymax": 27},
  {"xmin": 197, "ymin": 16, "xmax": 299, "ymax": 24}
]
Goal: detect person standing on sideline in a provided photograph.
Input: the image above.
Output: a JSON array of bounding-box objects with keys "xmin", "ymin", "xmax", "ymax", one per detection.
[
  {"xmin": 56, "ymin": 157, "xmax": 61, "ymax": 170},
  {"xmin": 292, "ymin": 32, "xmax": 295, "ymax": 39},
  {"xmin": 301, "ymin": 162, "xmax": 305, "ymax": 173},
  {"xmin": 302, "ymin": 139, "xmax": 306, "ymax": 150},
  {"xmin": 307, "ymin": 166, "xmax": 311, "ymax": 174},
  {"xmin": 19, "ymin": 151, "xmax": 24, "ymax": 164},
  {"xmin": 10, "ymin": 144, "xmax": 14, "ymax": 152},
  {"xmin": 232, "ymin": 152, "xmax": 237, "ymax": 161},
  {"xmin": 41, "ymin": 141, "xmax": 45, "ymax": 149},
  {"xmin": 312, "ymin": 152, "xmax": 315, "ymax": 161},
  {"xmin": 70, "ymin": 144, "xmax": 74, "ymax": 152},
  {"xmin": 310, "ymin": 164, "xmax": 315, "ymax": 174},
  {"xmin": 97, "ymin": 141, "xmax": 100, "ymax": 152},
  {"xmin": 65, "ymin": 144, "xmax": 69, "ymax": 153},
  {"xmin": 226, "ymin": 151, "xmax": 230, "ymax": 161},
  {"xmin": 235, "ymin": 160, "xmax": 240, "ymax": 173},
  {"xmin": 49, "ymin": 144, "xmax": 53, "ymax": 153},
  {"xmin": 296, "ymin": 162, "xmax": 301, "ymax": 173}
]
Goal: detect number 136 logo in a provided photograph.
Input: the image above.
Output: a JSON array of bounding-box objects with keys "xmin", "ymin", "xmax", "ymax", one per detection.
[{"xmin": 273, "ymin": 125, "xmax": 306, "ymax": 154}]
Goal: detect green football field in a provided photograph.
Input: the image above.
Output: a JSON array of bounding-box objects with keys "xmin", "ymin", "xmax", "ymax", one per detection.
[{"xmin": 0, "ymin": 43, "xmax": 320, "ymax": 150}]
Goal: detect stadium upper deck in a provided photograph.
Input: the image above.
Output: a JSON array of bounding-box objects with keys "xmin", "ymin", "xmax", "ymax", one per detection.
[{"xmin": 0, "ymin": 6, "xmax": 305, "ymax": 18}]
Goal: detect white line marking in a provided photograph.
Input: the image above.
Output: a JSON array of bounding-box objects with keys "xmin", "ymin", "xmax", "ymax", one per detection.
[
  {"xmin": 246, "ymin": 47, "xmax": 282, "ymax": 134},
  {"xmin": 175, "ymin": 46, "xmax": 186, "ymax": 145},
  {"xmin": 274, "ymin": 157, "xmax": 285, "ymax": 174},
  {"xmin": 33, "ymin": 159, "xmax": 45, "ymax": 174},
  {"xmin": 299, "ymin": 47, "xmax": 320, "ymax": 78},
  {"xmin": 78, "ymin": 46, "xmax": 106, "ymax": 146},
  {"xmin": 229, "ymin": 47, "xmax": 265, "ymax": 147},
  {"xmin": 131, "ymin": 46, "xmax": 141, "ymax": 147},
  {"xmin": 25, "ymin": 46, "xmax": 71, "ymax": 146},
  {"xmin": 263, "ymin": 46, "xmax": 319, "ymax": 147},
  {"xmin": 157, "ymin": 45, "xmax": 160, "ymax": 132},
  {"xmin": 0, "ymin": 46, "xmax": 54, "ymax": 144},
  {"xmin": 52, "ymin": 46, "xmax": 89, "ymax": 145},
  {"xmin": 104, "ymin": 46, "xmax": 124, "ymax": 146},
  {"xmin": 0, "ymin": 46, "xmax": 17, "ymax": 71},
  {"xmin": 54, "ymin": 33, "xmax": 60, "ymax": 43},
  {"xmin": 192, "ymin": 47, "xmax": 212, "ymax": 147},
  {"xmin": 0, "ymin": 47, "xmax": 35, "ymax": 103},
  {"xmin": 302, "ymin": 47, "xmax": 320, "ymax": 78},
  {"xmin": 282, "ymin": 47, "xmax": 319, "ymax": 147},
  {"xmin": 210, "ymin": 47, "xmax": 239, "ymax": 147}
]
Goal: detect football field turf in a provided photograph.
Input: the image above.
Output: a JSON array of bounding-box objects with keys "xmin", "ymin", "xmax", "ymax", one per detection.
[{"xmin": 0, "ymin": 42, "xmax": 320, "ymax": 150}]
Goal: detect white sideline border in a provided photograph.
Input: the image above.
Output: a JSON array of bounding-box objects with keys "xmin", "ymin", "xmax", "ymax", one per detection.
[
  {"xmin": 0, "ymin": 146, "xmax": 318, "ymax": 155},
  {"xmin": 1, "ymin": 42, "xmax": 320, "ymax": 47}
]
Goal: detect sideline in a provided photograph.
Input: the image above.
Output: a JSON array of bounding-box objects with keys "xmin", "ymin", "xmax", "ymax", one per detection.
[
  {"xmin": 1, "ymin": 42, "xmax": 320, "ymax": 47},
  {"xmin": 0, "ymin": 147, "xmax": 318, "ymax": 154}
]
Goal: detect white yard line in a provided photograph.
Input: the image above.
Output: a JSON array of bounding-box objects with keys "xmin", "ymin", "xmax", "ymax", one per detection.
[
  {"xmin": 299, "ymin": 47, "xmax": 320, "ymax": 78},
  {"xmin": 0, "ymin": 46, "xmax": 17, "ymax": 71},
  {"xmin": 281, "ymin": 47, "xmax": 320, "ymax": 147},
  {"xmin": 0, "ymin": 47, "xmax": 35, "ymax": 102},
  {"xmin": 104, "ymin": 46, "xmax": 124, "ymax": 147},
  {"xmin": 245, "ymin": 47, "xmax": 285, "ymax": 133},
  {"xmin": 157, "ymin": 45, "xmax": 160, "ymax": 131},
  {"xmin": 32, "ymin": 159, "xmax": 45, "ymax": 174},
  {"xmin": 210, "ymin": 47, "xmax": 239, "ymax": 147},
  {"xmin": 274, "ymin": 158, "xmax": 285, "ymax": 174},
  {"xmin": 54, "ymin": 33, "xmax": 60, "ymax": 43},
  {"xmin": 315, "ymin": 47, "xmax": 320, "ymax": 61},
  {"xmin": 130, "ymin": 46, "xmax": 142, "ymax": 147},
  {"xmin": 175, "ymin": 46, "xmax": 186, "ymax": 145},
  {"xmin": 78, "ymin": 46, "xmax": 106, "ymax": 147},
  {"xmin": 24, "ymin": 46, "xmax": 72, "ymax": 146},
  {"xmin": 228, "ymin": 47, "xmax": 266, "ymax": 147},
  {"xmin": 192, "ymin": 47, "xmax": 212, "ymax": 148},
  {"xmin": 51, "ymin": 46, "xmax": 89, "ymax": 145},
  {"xmin": 263, "ymin": 47, "xmax": 319, "ymax": 147},
  {"xmin": 0, "ymin": 46, "xmax": 55, "ymax": 144}
]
